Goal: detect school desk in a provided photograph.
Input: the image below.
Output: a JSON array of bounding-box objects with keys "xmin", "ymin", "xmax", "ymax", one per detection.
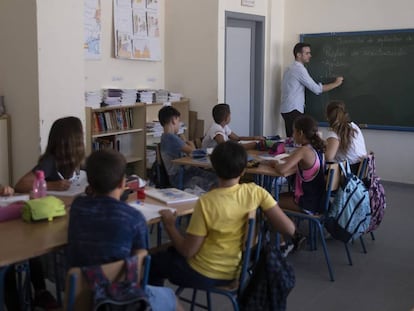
[
  {"xmin": 0, "ymin": 193, "xmax": 196, "ymax": 311},
  {"xmin": 171, "ymin": 150, "xmax": 296, "ymax": 197}
]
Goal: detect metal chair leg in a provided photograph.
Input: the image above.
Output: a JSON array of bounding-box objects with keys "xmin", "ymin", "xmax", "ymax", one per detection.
[{"xmin": 315, "ymin": 221, "xmax": 335, "ymax": 281}]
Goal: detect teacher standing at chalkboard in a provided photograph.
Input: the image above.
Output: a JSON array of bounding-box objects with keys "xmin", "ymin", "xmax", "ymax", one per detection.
[{"xmin": 280, "ymin": 42, "xmax": 344, "ymax": 137}]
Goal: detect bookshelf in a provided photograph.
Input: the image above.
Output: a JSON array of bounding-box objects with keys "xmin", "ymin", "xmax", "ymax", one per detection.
[
  {"xmin": 85, "ymin": 103, "xmax": 146, "ymax": 176},
  {"xmin": 85, "ymin": 99, "xmax": 190, "ymax": 177}
]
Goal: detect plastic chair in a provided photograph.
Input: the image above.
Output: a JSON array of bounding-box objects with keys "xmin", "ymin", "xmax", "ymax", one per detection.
[
  {"xmin": 175, "ymin": 209, "xmax": 259, "ymax": 311},
  {"xmin": 64, "ymin": 249, "xmax": 150, "ymax": 311}
]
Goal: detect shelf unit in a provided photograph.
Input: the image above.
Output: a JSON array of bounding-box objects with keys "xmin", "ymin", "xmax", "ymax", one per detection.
[
  {"xmin": 85, "ymin": 103, "xmax": 146, "ymax": 177},
  {"xmin": 85, "ymin": 99, "xmax": 190, "ymax": 177}
]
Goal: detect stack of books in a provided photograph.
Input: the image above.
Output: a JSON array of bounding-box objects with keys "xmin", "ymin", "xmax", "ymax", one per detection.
[
  {"xmin": 85, "ymin": 90, "xmax": 103, "ymax": 108},
  {"xmin": 137, "ymin": 90, "xmax": 155, "ymax": 103},
  {"xmin": 155, "ymin": 89, "xmax": 169, "ymax": 103},
  {"xmin": 120, "ymin": 89, "xmax": 138, "ymax": 106},
  {"xmin": 103, "ymin": 89, "xmax": 122, "ymax": 106},
  {"xmin": 168, "ymin": 92, "xmax": 182, "ymax": 102}
]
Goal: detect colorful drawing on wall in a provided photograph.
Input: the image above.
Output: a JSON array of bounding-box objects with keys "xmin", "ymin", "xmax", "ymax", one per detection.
[{"xmin": 84, "ymin": 0, "xmax": 102, "ymax": 60}]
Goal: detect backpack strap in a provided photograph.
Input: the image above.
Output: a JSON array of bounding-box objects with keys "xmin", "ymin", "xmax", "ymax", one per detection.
[
  {"xmin": 81, "ymin": 265, "xmax": 110, "ymax": 291},
  {"xmin": 124, "ymin": 256, "xmax": 139, "ymax": 283}
]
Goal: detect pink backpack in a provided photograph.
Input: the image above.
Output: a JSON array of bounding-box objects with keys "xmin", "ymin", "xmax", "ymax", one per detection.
[{"xmin": 365, "ymin": 153, "xmax": 386, "ymax": 232}]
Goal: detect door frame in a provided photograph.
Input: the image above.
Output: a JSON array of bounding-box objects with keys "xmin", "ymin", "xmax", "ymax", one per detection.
[{"xmin": 225, "ymin": 11, "xmax": 265, "ymax": 135}]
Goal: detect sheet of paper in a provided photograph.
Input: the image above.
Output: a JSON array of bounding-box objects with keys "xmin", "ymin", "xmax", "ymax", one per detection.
[
  {"xmin": 0, "ymin": 194, "xmax": 30, "ymax": 207},
  {"xmin": 47, "ymin": 170, "xmax": 88, "ymax": 196},
  {"xmin": 129, "ymin": 202, "xmax": 176, "ymax": 221},
  {"xmin": 258, "ymin": 153, "xmax": 290, "ymax": 164}
]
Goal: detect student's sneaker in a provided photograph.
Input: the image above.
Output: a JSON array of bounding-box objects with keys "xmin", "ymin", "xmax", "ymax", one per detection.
[
  {"xmin": 33, "ymin": 290, "xmax": 59, "ymax": 310},
  {"xmin": 292, "ymin": 232, "xmax": 307, "ymax": 252},
  {"xmin": 280, "ymin": 243, "xmax": 295, "ymax": 258}
]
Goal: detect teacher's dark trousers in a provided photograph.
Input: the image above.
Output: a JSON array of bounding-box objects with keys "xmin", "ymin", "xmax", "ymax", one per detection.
[{"xmin": 281, "ymin": 109, "xmax": 302, "ymax": 137}]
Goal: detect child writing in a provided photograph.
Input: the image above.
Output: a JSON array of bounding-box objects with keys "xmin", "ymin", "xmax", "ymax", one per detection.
[
  {"xmin": 149, "ymin": 141, "xmax": 295, "ymax": 289},
  {"xmin": 67, "ymin": 149, "xmax": 183, "ymax": 311},
  {"xmin": 159, "ymin": 106, "xmax": 217, "ymax": 191},
  {"xmin": 15, "ymin": 116, "xmax": 85, "ymax": 193},
  {"xmin": 270, "ymin": 115, "xmax": 326, "ymax": 215},
  {"xmin": 202, "ymin": 103, "xmax": 264, "ymax": 150},
  {"xmin": 8, "ymin": 116, "xmax": 85, "ymax": 310}
]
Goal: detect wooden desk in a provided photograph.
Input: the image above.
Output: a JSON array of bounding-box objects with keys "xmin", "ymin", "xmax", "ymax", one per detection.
[
  {"xmin": 0, "ymin": 193, "xmax": 195, "ymax": 267},
  {"xmin": 0, "ymin": 192, "xmax": 196, "ymax": 311}
]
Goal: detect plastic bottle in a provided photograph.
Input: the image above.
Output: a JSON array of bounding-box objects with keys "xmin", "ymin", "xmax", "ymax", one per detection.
[{"xmin": 32, "ymin": 170, "xmax": 47, "ymax": 199}]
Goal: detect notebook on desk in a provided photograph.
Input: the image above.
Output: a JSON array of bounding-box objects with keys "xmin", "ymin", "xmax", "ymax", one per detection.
[
  {"xmin": 129, "ymin": 202, "xmax": 176, "ymax": 222},
  {"xmin": 0, "ymin": 194, "xmax": 30, "ymax": 207},
  {"xmin": 145, "ymin": 188, "xmax": 198, "ymax": 204},
  {"xmin": 47, "ymin": 170, "xmax": 88, "ymax": 196}
]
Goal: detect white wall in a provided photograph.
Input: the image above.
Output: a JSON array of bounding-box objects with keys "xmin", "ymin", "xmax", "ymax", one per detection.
[
  {"xmin": 282, "ymin": 0, "xmax": 414, "ymax": 183},
  {"xmin": 164, "ymin": 0, "xmax": 219, "ymax": 124}
]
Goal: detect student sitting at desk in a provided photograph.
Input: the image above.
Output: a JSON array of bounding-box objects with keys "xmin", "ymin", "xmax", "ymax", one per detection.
[
  {"xmin": 201, "ymin": 103, "xmax": 264, "ymax": 150},
  {"xmin": 271, "ymin": 115, "xmax": 326, "ymax": 216},
  {"xmin": 325, "ymin": 101, "xmax": 367, "ymax": 173},
  {"xmin": 14, "ymin": 116, "xmax": 85, "ymax": 193},
  {"xmin": 149, "ymin": 141, "xmax": 295, "ymax": 289},
  {"xmin": 67, "ymin": 149, "xmax": 183, "ymax": 311},
  {"xmin": 158, "ymin": 106, "xmax": 217, "ymax": 191}
]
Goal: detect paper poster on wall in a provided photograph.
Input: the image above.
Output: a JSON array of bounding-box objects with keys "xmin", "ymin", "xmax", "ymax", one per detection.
[
  {"xmin": 114, "ymin": 0, "xmax": 161, "ymax": 61},
  {"xmin": 84, "ymin": 0, "xmax": 102, "ymax": 60}
]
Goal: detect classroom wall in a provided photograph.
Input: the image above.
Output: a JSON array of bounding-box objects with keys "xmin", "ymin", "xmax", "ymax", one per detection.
[
  {"xmin": 282, "ymin": 0, "xmax": 414, "ymax": 183},
  {"xmin": 164, "ymin": 0, "xmax": 219, "ymax": 123},
  {"xmin": 0, "ymin": 0, "xmax": 40, "ymax": 184}
]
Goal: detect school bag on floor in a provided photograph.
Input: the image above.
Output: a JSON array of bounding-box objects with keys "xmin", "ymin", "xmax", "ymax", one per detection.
[
  {"xmin": 325, "ymin": 162, "xmax": 371, "ymax": 243},
  {"xmin": 239, "ymin": 228, "xmax": 295, "ymax": 311},
  {"xmin": 81, "ymin": 256, "xmax": 151, "ymax": 311},
  {"xmin": 364, "ymin": 153, "xmax": 386, "ymax": 232}
]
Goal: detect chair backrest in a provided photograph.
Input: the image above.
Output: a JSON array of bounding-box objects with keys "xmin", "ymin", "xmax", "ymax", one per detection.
[
  {"xmin": 238, "ymin": 209, "xmax": 259, "ymax": 296},
  {"xmin": 64, "ymin": 249, "xmax": 150, "ymax": 311},
  {"xmin": 151, "ymin": 143, "xmax": 170, "ymax": 188},
  {"xmin": 322, "ymin": 162, "xmax": 342, "ymax": 214},
  {"xmin": 356, "ymin": 155, "xmax": 370, "ymax": 180}
]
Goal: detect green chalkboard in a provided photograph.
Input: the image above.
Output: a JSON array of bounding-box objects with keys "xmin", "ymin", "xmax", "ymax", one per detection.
[{"xmin": 301, "ymin": 29, "xmax": 414, "ymax": 131}]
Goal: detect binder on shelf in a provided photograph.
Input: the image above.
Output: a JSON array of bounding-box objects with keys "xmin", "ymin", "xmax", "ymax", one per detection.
[{"xmin": 145, "ymin": 188, "xmax": 198, "ymax": 204}]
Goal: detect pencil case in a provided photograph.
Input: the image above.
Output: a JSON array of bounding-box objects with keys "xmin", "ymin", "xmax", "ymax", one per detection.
[
  {"xmin": 22, "ymin": 196, "xmax": 66, "ymax": 222},
  {"xmin": 0, "ymin": 201, "xmax": 25, "ymax": 222}
]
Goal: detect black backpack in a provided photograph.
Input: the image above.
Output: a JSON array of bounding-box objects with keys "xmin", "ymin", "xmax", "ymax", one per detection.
[
  {"xmin": 239, "ymin": 230, "xmax": 295, "ymax": 311},
  {"xmin": 81, "ymin": 256, "xmax": 151, "ymax": 311}
]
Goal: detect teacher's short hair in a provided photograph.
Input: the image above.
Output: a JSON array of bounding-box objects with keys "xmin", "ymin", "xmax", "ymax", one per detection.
[{"xmin": 293, "ymin": 42, "xmax": 311, "ymax": 57}]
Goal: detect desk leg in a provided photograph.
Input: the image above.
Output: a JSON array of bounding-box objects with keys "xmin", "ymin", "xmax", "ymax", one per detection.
[
  {"xmin": 0, "ymin": 266, "xmax": 8, "ymax": 311},
  {"xmin": 178, "ymin": 166, "xmax": 184, "ymax": 190},
  {"xmin": 53, "ymin": 252, "xmax": 62, "ymax": 307}
]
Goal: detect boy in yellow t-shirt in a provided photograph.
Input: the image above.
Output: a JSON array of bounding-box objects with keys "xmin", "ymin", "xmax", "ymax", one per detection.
[{"xmin": 149, "ymin": 141, "xmax": 295, "ymax": 288}]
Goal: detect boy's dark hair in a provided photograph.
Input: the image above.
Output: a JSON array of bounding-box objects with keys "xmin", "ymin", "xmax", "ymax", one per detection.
[
  {"xmin": 86, "ymin": 149, "xmax": 126, "ymax": 195},
  {"xmin": 158, "ymin": 106, "xmax": 181, "ymax": 126},
  {"xmin": 210, "ymin": 141, "xmax": 247, "ymax": 179},
  {"xmin": 293, "ymin": 42, "xmax": 311, "ymax": 58},
  {"xmin": 212, "ymin": 103, "xmax": 230, "ymax": 124}
]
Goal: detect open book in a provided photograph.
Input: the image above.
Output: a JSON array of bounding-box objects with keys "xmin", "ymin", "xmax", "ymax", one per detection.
[
  {"xmin": 145, "ymin": 188, "xmax": 198, "ymax": 204},
  {"xmin": 129, "ymin": 202, "xmax": 176, "ymax": 222}
]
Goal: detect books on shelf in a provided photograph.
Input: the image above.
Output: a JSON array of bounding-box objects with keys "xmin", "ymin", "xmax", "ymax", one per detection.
[
  {"xmin": 146, "ymin": 188, "xmax": 199, "ymax": 204},
  {"xmin": 92, "ymin": 108, "xmax": 134, "ymax": 133},
  {"xmin": 128, "ymin": 202, "xmax": 176, "ymax": 222}
]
